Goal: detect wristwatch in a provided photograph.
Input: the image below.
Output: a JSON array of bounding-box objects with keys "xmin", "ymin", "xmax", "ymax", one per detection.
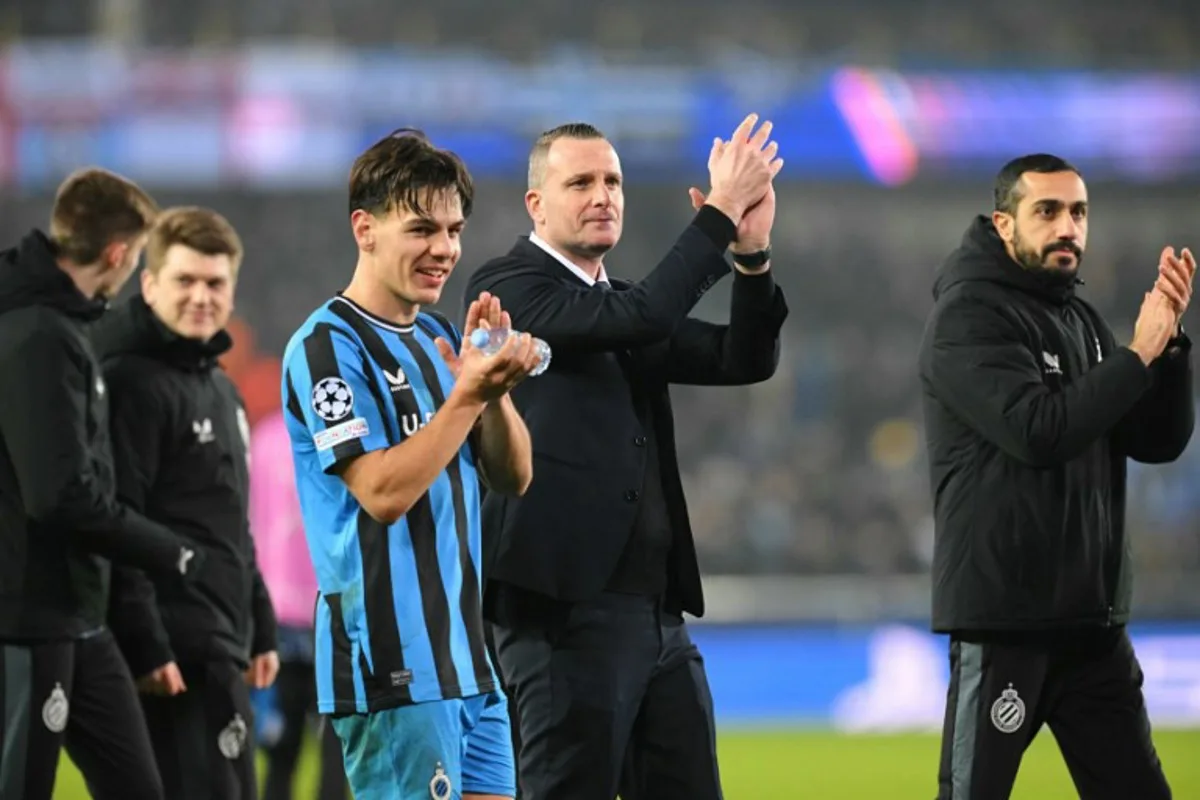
[{"xmin": 732, "ymin": 246, "xmax": 771, "ymax": 269}]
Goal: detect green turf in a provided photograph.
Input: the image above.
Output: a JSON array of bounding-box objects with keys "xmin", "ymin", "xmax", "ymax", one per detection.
[{"xmin": 52, "ymin": 727, "xmax": 1200, "ymax": 798}]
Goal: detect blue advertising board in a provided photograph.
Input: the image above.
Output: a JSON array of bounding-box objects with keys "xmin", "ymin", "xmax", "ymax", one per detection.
[
  {"xmin": 252, "ymin": 621, "xmax": 1200, "ymax": 741},
  {"xmin": 689, "ymin": 621, "xmax": 1200, "ymax": 730}
]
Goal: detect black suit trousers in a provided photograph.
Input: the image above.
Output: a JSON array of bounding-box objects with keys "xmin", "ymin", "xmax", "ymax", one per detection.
[{"xmin": 489, "ymin": 584, "xmax": 722, "ymax": 800}]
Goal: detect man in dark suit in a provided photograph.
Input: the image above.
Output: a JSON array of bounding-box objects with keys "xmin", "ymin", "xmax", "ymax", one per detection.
[{"xmin": 463, "ymin": 114, "xmax": 788, "ymax": 800}]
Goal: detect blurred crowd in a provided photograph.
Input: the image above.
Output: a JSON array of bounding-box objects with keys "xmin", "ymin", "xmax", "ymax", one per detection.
[
  {"xmin": 5, "ymin": 182, "xmax": 1196, "ymax": 584},
  {"xmin": 5, "ymin": 0, "xmax": 1197, "ymax": 68}
]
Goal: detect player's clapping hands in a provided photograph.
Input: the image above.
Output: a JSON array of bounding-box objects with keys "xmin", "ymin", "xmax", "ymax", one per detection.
[{"xmin": 436, "ymin": 291, "xmax": 541, "ymax": 403}]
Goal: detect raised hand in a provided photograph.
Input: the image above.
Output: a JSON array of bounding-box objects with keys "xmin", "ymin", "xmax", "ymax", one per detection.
[
  {"xmin": 1154, "ymin": 246, "xmax": 1196, "ymax": 323},
  {"xmin": 436, "ymin": 291, "xmax": 542, "ymax": 401},
  {"xmin": 695, "ymin": 114, "xmax": 783, "ymax": 227},
  {"xmin": 435, "ymin": 291, "xmax": 507, "ymax": 380}
]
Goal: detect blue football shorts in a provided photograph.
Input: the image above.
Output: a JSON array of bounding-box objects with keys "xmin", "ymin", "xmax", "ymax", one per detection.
[{"xmin": 330, "ymin": 689, "xmax": 515, "ymax": 800}]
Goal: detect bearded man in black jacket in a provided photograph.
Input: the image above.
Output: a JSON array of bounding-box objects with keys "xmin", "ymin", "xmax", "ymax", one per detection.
[
  {"xmin": 919, "ymin": 153, "xmax": 1194, "ymax": 800},
  {"xmin": 94, "ymin": 206, "xmax": 279, "ymax": 800}
]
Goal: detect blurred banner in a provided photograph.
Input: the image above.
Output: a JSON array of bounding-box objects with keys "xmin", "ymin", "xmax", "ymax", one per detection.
[
  {"xmin": 3, "ymin": 44, "xmax": 1200, "ymax": 187},
  {"xmin": 692, "ymin": 622, "xmax": 1200, "ymax": 730}
]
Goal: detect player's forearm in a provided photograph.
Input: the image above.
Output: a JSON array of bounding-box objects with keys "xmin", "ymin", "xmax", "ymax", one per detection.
[
  {"xmin": 476, "ymin": 395, "xmax": 533, "ymax": 496},
  {"xmin": 359, "ymin": 388, "xmax": 486, "ymax": 523}
]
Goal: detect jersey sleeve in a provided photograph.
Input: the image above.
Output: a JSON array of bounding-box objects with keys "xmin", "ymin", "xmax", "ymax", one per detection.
[{"xmin": 284, "ymin": 323, "xmax": 392, "ymax": 473}]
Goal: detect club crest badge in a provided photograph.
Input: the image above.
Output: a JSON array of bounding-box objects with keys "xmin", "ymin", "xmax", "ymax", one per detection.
[
  {"xmin": 41, "ymin": 682, "xmax": 69, "ymax": 733},
  {"xmin": 429, "ymin": 762, "xmax": 452, "ymax": 799},
  {"xmin": 990, "ymin": 683, "xmax": 1026, "ymax": 734},
  {"xmin": 218, "ymin": 713, "xmax": 248, "ymax": 759}
]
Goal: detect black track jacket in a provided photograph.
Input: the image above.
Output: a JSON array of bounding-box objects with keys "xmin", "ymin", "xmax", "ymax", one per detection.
[
  {"xmin": 919, "ymin": 217, "xmax": 1194, "ymax": 632},
  {"xmin": 0, "ymin": 230, "xmax": 198, "ymax": 641},
  {"xmin": 95, "ymin": 296, "xmax": 276, "ymax": 674}
]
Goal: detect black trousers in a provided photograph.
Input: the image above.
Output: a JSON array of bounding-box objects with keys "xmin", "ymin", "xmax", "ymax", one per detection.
[
  {"xmin": 490, "ymin": 586, "xmax": 722, "ymax": 800},
  {"xmin": 140, "ymin": 658, "xmax": 257, "ymax": 800},
  {"xmin": 262, "ymin": 660, "xmax": 349, "ymax": 800},
  {"xmin": 937, "ymin": 627, "xmax": 1172, "ymax": 800},
  {"xmin": 0, "ymin": 629, "xmax": 163, "ymax": 800}
]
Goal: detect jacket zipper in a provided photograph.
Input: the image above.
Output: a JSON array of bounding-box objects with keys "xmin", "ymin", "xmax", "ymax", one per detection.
[{"xmin": 1069, "ymin": 300, "xmax": 1119, "ymax": 629}]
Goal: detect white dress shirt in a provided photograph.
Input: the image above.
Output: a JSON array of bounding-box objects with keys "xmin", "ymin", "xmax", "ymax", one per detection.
[{"xmin": 528, "ymin": 232, "xmax": 610, "ymax": 286}]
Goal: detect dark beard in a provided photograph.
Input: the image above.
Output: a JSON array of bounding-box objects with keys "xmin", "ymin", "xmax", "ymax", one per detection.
[{"xmin": 1013, "ymin": 237, "xmax": 1082, "ymax": 275}]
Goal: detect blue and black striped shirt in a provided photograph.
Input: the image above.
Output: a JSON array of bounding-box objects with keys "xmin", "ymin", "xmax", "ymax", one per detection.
[{"xmin": 281, "ymin": 295, "xmax": 494, "ymax": 715}]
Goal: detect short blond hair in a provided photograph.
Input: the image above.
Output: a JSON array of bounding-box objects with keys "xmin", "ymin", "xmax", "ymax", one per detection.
[
  {"xmin": 527, "ymin": 122, "xmax": 606, "ymax": 189},
  {"xmin": 49, "ymin": 167, "xmax": 158, "ymax": 265},
  {"xmin": 144, "ymin": 206, "xmax": 244, "ymax": 277}
]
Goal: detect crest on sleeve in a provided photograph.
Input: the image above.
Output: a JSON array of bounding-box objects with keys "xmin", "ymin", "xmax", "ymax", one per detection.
[{"xmin": 312, "ymin": 377, "xmax": 354, "ymax": 422}]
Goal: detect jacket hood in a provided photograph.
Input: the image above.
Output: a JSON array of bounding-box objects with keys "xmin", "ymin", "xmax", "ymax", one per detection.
[
  {"xmin": 0, "ymin": 230, "xmax": 108, "ymax": 320},
  {"xmin": 933, "ymin": 216, "xmax": 1081, "ymax": 305},
  {"xmin": 93, "ymin": 294, "xmax": 233, "ymax": 370}
]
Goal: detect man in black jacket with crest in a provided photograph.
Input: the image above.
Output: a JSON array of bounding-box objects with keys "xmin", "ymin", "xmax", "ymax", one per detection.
[{"xmin": 919, "ymin": 153, "xmax": 1193, "ymax": 800}]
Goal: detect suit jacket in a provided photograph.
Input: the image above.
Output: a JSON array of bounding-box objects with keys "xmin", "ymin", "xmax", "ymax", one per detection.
[{"xmin": 464, "ymin": 208, "xmax": 789, "ymax": 617}]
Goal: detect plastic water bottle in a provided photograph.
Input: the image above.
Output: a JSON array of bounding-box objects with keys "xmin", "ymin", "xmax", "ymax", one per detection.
[{"xmin": 469, "ymin": 327, "xmax": 552, "ymax": 377}]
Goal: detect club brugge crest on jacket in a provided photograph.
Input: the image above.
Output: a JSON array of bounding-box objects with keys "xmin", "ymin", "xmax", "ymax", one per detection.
[
  {"xmin": 429, "ymin": 762, "xmax": 452, "ymax": 798},
  {"xmin": 990, "ymin": 683, "xmax": 1026, "ymax": 734}
]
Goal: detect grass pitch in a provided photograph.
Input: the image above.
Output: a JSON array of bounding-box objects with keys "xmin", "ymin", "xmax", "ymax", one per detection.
[{"xmin": 53, "ymin": 727, "xmax": 1200, "ymax": 798}]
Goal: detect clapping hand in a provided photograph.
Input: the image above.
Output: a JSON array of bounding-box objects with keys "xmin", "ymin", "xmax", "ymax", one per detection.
[
  {"xmin": 436, "ymin": 291, "xmax": 541, "ymax": 403},
  {"xmin": 1153, "ymin": 246, "xmax": 1196, "ymax": 325},
  {"xmin": 436, "ymin": 291, "xmax": 506, "ymax": 380},
  {"xmin": 689, "ymin": 114, "xmax": 784, "ymax": 255}
]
